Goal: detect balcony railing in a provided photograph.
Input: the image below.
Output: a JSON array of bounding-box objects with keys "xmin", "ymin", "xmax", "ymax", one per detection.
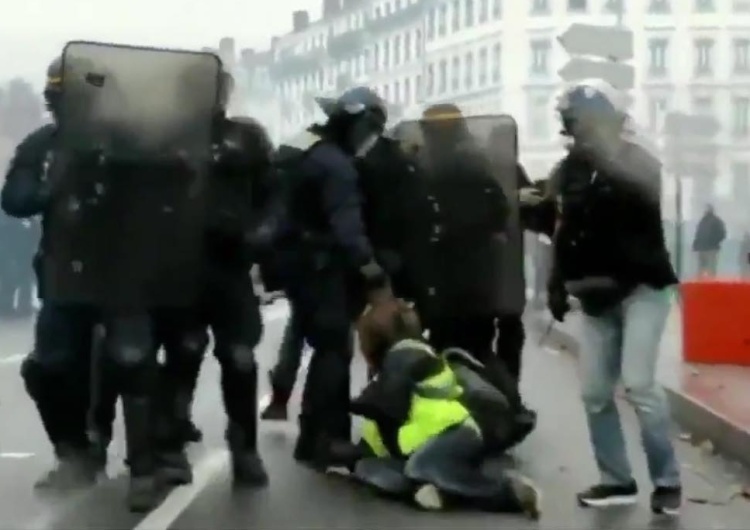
[
  {"xmin": 365, "ymin": 0, "xmax": 426, "ymax": 34},
  {"xmin": 328, "ymin": 30, "xmax": 367, "ymax": 60},
  {"xmin": 269, "ymin": 47, "xmax": 326, "ymax": 81}
]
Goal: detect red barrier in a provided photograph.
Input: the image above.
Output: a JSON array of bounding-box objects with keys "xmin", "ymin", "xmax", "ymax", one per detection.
[{"xmin": 681, "ymin": 280, "xmax": 750, "ymax": 366}]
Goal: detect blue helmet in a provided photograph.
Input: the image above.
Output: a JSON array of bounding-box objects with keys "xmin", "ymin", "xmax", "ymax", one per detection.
[{"xmin": 556, "ymin": 79, "xmax": 626, "ymax": 137}]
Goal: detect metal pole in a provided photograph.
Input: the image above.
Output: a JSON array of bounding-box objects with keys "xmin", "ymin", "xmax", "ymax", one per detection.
[{"xmin": 675, "ymin": 175, "xmax": 684, "ymax": 279}]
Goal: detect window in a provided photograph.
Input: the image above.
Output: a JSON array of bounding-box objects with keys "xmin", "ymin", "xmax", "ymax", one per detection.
[
  {"xmin": 438, "ymin": 4, "xmax": 447, "ymax": 36},
  {"xmin": 492, "ymin": 0, "xmax": 501, "ymax": 18},
  {"xmin": 647, "ymin": 96, "xmax": 668, "ymax": 131},
  {"xmin": 373, "ymin": 44, "xmax": 380, "ymax": 70},
  {"xmin": 479, "ymin": 0, "xmax": 489, "ymax": 21},
  {"xmin": 416, "ymin": 74, "xmax": 422, "ymax": 99},
  {"xmin": 427, "ymin": 8, "xmax": 435, "ymax": 40},
  {"xmin": 438, "ymin": 59, "xmax": 447, "ymax": 93},
  {"xmin": 604, "ymin": 0, "xmax": 622, "ymax": 13},
  {"xmin": 527, "ymin": 94, "xmax": 550, "ymax": 139},
  {"xmin": 692, "ymin": 95, "xmax": 714, "ymax": 115},
  {"xmin": 735, "ymin": 38, "xmax": 750, "ymax": 73},
  {"xmin": 465, "ymin": 52, "xmax": 474, "ymax": 89},
  {"xmin": 531, "ymin": 0, "xmax": 548, "ymax": 13},
  {"xmin": 393, "ymin": 80, "xmax": 400, "ymax": 103},
  {"xmin": 404, "ymin": 32, "xmax": 412, "ymax": 62},
  {"xmin": 415, "ymin": 30, "xmax": 423, "ymax": 56},
  {"xmin": 732, "ymin": 162, "xmax": 750, "ymax": 197},
  {"xmin": 732, "ymin": 96, "xmax": 750, "ymax": 137},
  {"xmin": 383, "ymin": 84, "xmax": 390, "ymax": 102},
  {"xmin": 694, "ymin": 38, "xmax": 714, "ymax": 76},
  {"xmin": 648, "ymin": 38, "xmax": 668, "ymax": 76},
  {"xmin": 383, "ymin": 40, "xmax": 391, "ymax": 68},
  {"xmin": 451, "ymin": 0, "xmax": 460, "ymax": 31},
  {"xmin": 394, "ymin": 35, "xmax": 402, "ymax": 65},
  {"xmin": 478, "ymin": 47, "xmax": 488, "ymax": 85},
  {"xmin": 491, "ymin": 43, "xmax": 501, "ymax": 82},
  {"xmin": 695, "ymin": 0, "xmax": 714, "ymax": 12},
  {"xmin": 649, "ymin": 0, "xmax": 670, "ymax": 13},
  {"xmin": 404, "ymin": 77, "xmax": 411, "ymax": 104},
  {"xmin": 465, "ymin": 0, "xmax": 475, "ymax": 26},
  {"xmin": 530, "ymin": 39, "xmax": 550, "ymax": 75},
  {"xmin": 451, "ymin": 56, "xmax": 460, "ymax": 91},
  {"xmin": 427, "ymin": 64, "xmax": 434, "ymax": 95},
  {"xmin": 568, "ymin": 0, "xmax": 587, "ymax": 11}
]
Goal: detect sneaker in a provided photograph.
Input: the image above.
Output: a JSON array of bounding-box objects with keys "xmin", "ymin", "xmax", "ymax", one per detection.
[
  {"xmin": 413, "ymin": 483, "xmax": 444, "ymax": 510},
  {"xmin": 509, "ymin": 475, "xmax": 542, "ymax": 519},
  {"xmin": 651, "ymin": 486, "xmax": 681, "ymax": 515},
  {"xmin": 577, "ymin": 482, "xmax": 638, "ymax": 508}
]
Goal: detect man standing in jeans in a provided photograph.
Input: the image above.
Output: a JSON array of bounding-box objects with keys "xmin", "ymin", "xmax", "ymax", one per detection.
[
  {"xmin": 548, "ymin": 79, "xmax": 681, "ymax": 515},
  {"xmin": 692, "ymin": 205, "xmax": 726, "ymax": 277}
]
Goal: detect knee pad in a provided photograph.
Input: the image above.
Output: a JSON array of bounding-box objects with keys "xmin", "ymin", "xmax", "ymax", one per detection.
[
  {"xmin": 179, "ymin": 330, "xmax": 209, "ymax": 359},
  {"xmin": 107, "ymin": 340, "xmax": 153, "ymax": 371},
  {"xmin": 20, "ymin": 354, "xmax": 47, "ymax": 400},
  {"xmin": 219, "ymin": 344, "xmax": 257, "ymax": 374}
]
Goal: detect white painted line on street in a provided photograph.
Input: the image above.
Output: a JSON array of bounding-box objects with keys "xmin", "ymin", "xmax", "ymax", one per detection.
[
  {"xmin": 0, "ymin": 353, "xmax": 25, "ymax": 365},
  {"xmin": 133, "ymin": 449, "xmax": 229, "ymax": 530},
  {"xmin": 0, "ymin": 452, "xmax": 34, "ymax": 459},
  {"xmin": 258, "ymin": 393, "xmax": 271, "ymax": 411}
]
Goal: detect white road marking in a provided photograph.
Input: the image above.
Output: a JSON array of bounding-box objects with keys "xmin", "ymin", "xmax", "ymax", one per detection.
[
  {"xmin": 0, "ymin": 353, "xmax": 25, "ymax": 365},
  {"xmin": 0, "ymin": 452, "xmax": 34, "ymax": 459},
  {"xmin": 132, "ymin": 449, "xmax": 229, "ymax": 530}
]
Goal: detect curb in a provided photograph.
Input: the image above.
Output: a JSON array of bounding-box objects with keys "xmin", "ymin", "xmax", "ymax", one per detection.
[{"xmin": 529, "ymin": 311, "xmax": 750, "ymax": 469}]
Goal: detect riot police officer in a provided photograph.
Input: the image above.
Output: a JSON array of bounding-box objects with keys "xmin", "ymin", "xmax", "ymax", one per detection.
[
  {"xmin": 198, "ymin": 72, "xmax": 272, "ymax": 486},
  {"xmin": 1, "ymin": 57, "xmax": 102, "ymax": 490},
  {"xmin": 276, "ymin": 87, "xmax": 391, "ymax": 466}
]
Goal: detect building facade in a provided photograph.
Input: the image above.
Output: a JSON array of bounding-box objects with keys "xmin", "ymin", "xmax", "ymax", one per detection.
[{"xmin": 260, "ymin": 0, "xmax": 750, "ymax": 200}]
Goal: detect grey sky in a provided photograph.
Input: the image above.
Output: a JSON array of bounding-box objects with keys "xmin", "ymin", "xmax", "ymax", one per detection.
[{"xmin": 0, "ymin": 0, "xmax": 320, "ymax": 86}]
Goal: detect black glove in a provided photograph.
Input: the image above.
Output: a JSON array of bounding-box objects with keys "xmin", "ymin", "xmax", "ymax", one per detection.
[{"xmin": 547, "ymin": 285, "xmax": 570, "ymax": 322}]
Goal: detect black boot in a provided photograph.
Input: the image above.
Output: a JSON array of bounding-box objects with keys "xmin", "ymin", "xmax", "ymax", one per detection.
[
  {"xmin": 221, "ymin": 365, "xmax": 268, "ymax": 488},
  {"xmin": 34, "ymin": 443, "xmax": 100, "ymax": 491},
  {"xmin": 153, "ymin": 375, "xmax": 193, "ymax": 486},
  {"xmin": 260, "ymin": 371, "xmax": 289, "ymax": 421},
  {"xmin": 121, "ymin": 396, "xmax": 159, "ymax": 513},
  {"xmin": 226, "ymin": 422, "xmax": 269, "ymax": 487},
  {"xmin": 175, "ymin": 389, "xmax": 202, "ymax": 443},
  {"xmin": 293, "ymin": 413, "xmax": 319, "ymax": 464}
]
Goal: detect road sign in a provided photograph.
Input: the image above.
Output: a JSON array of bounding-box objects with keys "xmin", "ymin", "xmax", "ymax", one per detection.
[
  {"xmin": 558, "ymin": 23, "xmax": 634, "ymax": 61},
  {"xmin": 663, "ymin": 111, "xmax": 720, "ymax": 137},
  {"xmin": 558, "ymin": 58, "xmax": 635, "ymax": 89}
]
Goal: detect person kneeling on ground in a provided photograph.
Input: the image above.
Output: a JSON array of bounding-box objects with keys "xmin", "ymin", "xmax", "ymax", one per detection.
[{"xmin": 336, "ymin": 297, "xmax": 542, "ymax": 517}]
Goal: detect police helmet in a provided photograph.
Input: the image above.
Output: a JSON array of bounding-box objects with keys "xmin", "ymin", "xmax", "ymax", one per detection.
[
  {"xmin": 218, "ymin": 67, "xmax": 235, "ymax": 110},
  {"xmin": 44, "ymin": 56, "xmax": 63, "ymax": 110},
  {"xmin": 315, "ymin": 86, "xmax": 387, "ymax": 132},
  {"xmin": 556, "ymin": 79, "xmax": 627, "ymax": 138}
]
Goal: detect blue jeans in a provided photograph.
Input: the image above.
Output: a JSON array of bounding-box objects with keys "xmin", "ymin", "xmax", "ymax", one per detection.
[{"xmin": 579, "ymin": 285, "xmax": 680, "ymax": 488}]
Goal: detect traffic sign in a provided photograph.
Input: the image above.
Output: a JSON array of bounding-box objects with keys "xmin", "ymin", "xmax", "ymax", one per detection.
[
  {"xmin": 558, "ymin": 23, "xmax": 634, "ymax": 61},
  {"xmin": 663, "ymin": 111, "xmax": 720, "ymax": 137},
  {"xmin": 558, "ymin": 58, "xmax": 635, "ymax": 89}
]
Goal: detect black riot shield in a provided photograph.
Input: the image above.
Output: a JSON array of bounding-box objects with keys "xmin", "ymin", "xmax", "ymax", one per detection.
[
  {"xmin": 45, "ymin": 41, "xmax": 223, "ymax": 308},
  {"xmin": 387, "ymin": 113, "xmax": 522, "ymax": 320}
]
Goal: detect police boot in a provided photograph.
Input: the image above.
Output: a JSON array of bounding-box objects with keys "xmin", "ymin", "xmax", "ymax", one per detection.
[
  {"xmin": 154, "ymin": 388, "xmax": 193, "ymax": 486},
  {"xmin": 293, "ymin": 413, "xmax": 320, "ymax": 464},
  {"xmin": 221, "ymin": 365, "xmax": 268, "ymax": 488},
  {"xmin": 34, "ymin": 443, "xmax": 99, "ymax": 491},
  {"xmin": 121, "ymin": 395, "xmax": 159, "ymax": 513},
  {"xmin": 260, "ymin": 370, "xmax": 289, "ymax": 421}
]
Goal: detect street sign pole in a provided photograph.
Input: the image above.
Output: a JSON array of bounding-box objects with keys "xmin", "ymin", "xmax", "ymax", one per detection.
[{"xmin": 663, "ymin": 111, "xmax": 721, "ymax": 280}]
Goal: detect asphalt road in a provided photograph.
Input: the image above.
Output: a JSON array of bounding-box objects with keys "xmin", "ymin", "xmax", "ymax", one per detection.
[{"xmin": 2, "ymin": 304, "xmax": 750, "ymax": 529}]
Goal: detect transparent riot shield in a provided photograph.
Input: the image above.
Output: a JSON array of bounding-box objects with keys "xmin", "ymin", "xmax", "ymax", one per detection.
[
  {"xmin": 387, "ymin": 113, "xmax": 522, "ymax": 319},
  {"xmin": 44, "ymin": 41, "xmax": 223, "ymax": 308}
]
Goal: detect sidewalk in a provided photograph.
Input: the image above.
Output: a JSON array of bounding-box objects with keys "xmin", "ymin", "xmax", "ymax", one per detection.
[{"xmin": 530, "ymin": 306, "xmax": 750, "ymax": 469}]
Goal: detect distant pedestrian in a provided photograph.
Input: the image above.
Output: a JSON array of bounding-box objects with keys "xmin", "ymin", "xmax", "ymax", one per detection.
[{"xmin": 692, "ymin": 205, "xmax": 726, "ymax": 277}]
